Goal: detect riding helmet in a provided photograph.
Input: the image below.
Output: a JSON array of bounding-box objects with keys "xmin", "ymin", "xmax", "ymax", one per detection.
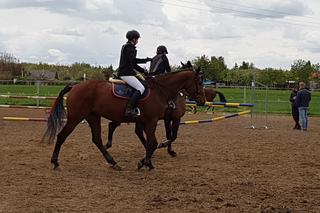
[
  {"xmin": 156, "ymin": 45, "xmax": 168, "ymax": 54},
  {"xmin": 126, "ymin": 30, "xmax": 140, "ymax": 41}
]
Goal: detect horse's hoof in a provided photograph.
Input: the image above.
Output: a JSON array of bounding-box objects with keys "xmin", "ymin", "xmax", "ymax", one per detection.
[
  {"xmin": 147, "ymin": 164, "xmax": 155, "ymax": 170},
  {"xmin": 51, "ymin": 159, "xmax": 59, "ymax": 170},
  {"xmin": 137, "ymin": 160, "xmax": 144, "ymax": 170},
  {"xmin": 157, "ymin": 143, "xmax": 166, "ymax": 149},
  {"xmin": 105, "ymin": 143, "xmax": 112, "ymax": 150},
  {"xmin": 52, "ymin": 162, "xmax": 59, "ymax": 170},
  {"xmin": 111, "ymin": 164, "xmax": 122, "ymax": 171},
  {"xmin": 168, "ymin": 151, "xmax": 177, "ymax": 157}
]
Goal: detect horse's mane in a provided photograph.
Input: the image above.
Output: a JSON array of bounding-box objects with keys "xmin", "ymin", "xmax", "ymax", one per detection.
[{"xmin": 146, "ymin": 69, "xmax": 193, "ymax": 85}]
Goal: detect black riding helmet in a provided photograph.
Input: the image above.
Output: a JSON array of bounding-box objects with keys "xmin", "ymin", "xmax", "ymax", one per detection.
[
  {"xmin": 156, "ymin": 45, "xmax": 168, "ymax": 54},
  {"xmin": 126, "ymin": 30, "xmax": 140, "ymax": 41}
]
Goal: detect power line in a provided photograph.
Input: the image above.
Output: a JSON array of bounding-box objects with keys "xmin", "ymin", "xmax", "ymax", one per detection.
[
  {"xmin": 168, "ymin": 0, "xmax": 320, "ymax": 26},
  {"xmin": 175, "ymin": 0, "xmax": 319, "ymax": 20},
  {"xmin": 175, "ymin": 0, "xmax": 320, "ymax": 26},
  {"xmin": 144, "ymin": 0, "xmax": 320, "ymax": 28}
]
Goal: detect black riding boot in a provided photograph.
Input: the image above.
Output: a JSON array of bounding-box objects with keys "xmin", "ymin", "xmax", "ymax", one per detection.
[{"xmin": 125, "ymin": 90, "xmax": 142, "ymax": 117}]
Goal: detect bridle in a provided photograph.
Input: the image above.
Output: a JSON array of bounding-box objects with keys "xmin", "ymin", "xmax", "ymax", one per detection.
[{"xmin": 192, "ymin": 71, "xmax": 204, "ymax": 103}]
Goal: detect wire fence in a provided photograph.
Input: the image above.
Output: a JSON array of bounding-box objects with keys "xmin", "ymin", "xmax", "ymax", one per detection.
[{"xmin": 0, "ymin": 80, "xmax": 319, "ymax": 115}]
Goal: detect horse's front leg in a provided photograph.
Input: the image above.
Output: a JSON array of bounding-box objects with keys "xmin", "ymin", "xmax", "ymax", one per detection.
[
  {"xmin": 105, "ymin": 122, "xmax": 120, "ymax": 150},
  {"xmin": 135, "ymin": 122, "xmax": 147, "ymax": 149},
  {"xmin": 138, "ymin": 120, "xmax": 158, "ymax": 170}
]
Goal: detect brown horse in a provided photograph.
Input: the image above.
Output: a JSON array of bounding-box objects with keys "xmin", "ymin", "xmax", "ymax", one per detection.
[
  {"xmin": 189, "ymin": 87, "xmax": 227, "ymax": 113},
  {"xmin": 106, "ymin": 62, "xmax": 193, "ymax": 158},
  {"xmin": 106, "ymin": 91, "xmax": 186, "ymax": 157},
  {"xmin": 42, "ymin": 69, "xmax": 205, "ymax": 170}
]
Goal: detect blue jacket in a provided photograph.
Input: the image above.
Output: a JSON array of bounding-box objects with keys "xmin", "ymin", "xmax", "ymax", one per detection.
[{"xmin": 295, "ymin": 89, "xmax": 311, "ymax": 107}]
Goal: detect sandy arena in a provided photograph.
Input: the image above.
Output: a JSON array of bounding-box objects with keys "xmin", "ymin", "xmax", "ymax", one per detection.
[{"xmin": 1, "ymin": 108, "xmax": 320, "ymax": 212}]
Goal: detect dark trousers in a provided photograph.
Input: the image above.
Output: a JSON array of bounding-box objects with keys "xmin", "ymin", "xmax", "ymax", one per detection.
[{"xmin": 291, "ymin": 105, "xmax": 300, "ymax": 129}]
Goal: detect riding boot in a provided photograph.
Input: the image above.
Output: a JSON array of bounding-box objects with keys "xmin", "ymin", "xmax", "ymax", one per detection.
[{"xmin": 125, "ymin": 90, "xmax": 142, "ymax": 117}]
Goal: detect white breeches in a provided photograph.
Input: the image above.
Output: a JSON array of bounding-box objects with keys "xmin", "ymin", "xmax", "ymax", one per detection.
[{"xmin": 120, "ymin": 76, "xmax": 145, "ymax": 94}]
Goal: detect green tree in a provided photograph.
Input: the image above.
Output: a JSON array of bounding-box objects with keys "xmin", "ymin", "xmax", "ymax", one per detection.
[
  {"xmin": 208, "ymin": 56, "xmax": 227, "ymax": 81},
  {"xmin": 192, "ymin": 55, "xmax": 210, "ymax": 79},
  {"xmin": 291, "ymin": 59, "xmax": 314, "ymax": 83}
]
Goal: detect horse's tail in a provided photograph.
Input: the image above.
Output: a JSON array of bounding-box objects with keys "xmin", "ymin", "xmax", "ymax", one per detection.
[
  {"xmin": 42, "ymin": 85, "xmax": 72, "ymax": 143},
  {"xmin": 215, "ymin": 90, "xmax": 227, "ymax": 102}
]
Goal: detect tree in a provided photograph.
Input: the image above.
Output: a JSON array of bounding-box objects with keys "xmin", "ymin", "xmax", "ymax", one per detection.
[
  {"xmin": 192, "ymin": 55, "xmax": 227, "ymax": 82},
  {"xmin": 0, "ymin": 52, "xmax": 22, "ymax": 79},
  {"xmin": 291, "ymin": 59, "xmax": 314, "ymax": 83},
  {"xmin": 192, "ymin": 55, "xmax": 210, "ymax": 79},
  {"xmin": 239, "ymin": 61, "xmax": 249, "ymax": 69},
  {"xmin": 208, "ymin": 56, "xmax": 227, "ymax": 82}
]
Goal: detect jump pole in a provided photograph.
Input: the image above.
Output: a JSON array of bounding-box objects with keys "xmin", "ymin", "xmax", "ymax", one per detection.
[
  {"xmin": 0, "ymin": 94, "xmax": 66, "ymax": 100},
  {"xmin": 185, "ymin": 101, "xmax": 254, "ymax": 107},
  {"xmin": 180, "ymin": 110, "xmax": 251, "ymax": 125},
  {"xmin": 2, "ymin": 117, "xmax": 49, "ymax": 122},
  {"xmin": 0, "ymin": 104, "xmax": 51, "ymax": 109}
]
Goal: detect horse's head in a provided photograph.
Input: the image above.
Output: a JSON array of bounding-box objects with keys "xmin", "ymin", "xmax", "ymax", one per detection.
[{"xmin": 179, "ymin": 62, "xmax": 205, "ymax": 106}]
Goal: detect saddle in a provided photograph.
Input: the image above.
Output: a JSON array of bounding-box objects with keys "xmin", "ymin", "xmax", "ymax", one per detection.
[{"xmin": 109, "ymin": 77, "xmax": 150, "ymax": 101}]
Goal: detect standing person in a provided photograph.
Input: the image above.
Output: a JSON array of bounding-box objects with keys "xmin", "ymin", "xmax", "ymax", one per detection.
[
  {"xmin": 148, "ymin": 45, "xmax": 171, "ymax": 75},
  {"xmin": 295, "ymin": 82, "xmax": 311, "ymax": 131},
  {"xmin": 117, "ymin": 30, "xmax": 152, "ymax": 117},
  {"xmin": 289, "ymin": 86, "xmax": 301, "ymax": 130}
]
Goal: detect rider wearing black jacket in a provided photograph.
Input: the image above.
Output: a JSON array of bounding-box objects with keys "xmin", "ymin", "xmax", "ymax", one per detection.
[
  {"xmin": 148, "ymin": 45, "xmax": 171, "ymax": 75},
  {"xmin": 118, "ymin": 41, "xmax": 150, "ymax": 76},
  {"xmin": 117, "ymin": 30, "xmax": 151, "ymax": 117}
]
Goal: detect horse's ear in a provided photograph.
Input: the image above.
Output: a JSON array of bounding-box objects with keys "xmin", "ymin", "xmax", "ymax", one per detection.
[
  {"xmin": 180, "ymin": 61, "xmax": 185, "ymax": 66},
  {"xmin": 187, "ymin": 61, "xmax": 192, "ymax": 66}
]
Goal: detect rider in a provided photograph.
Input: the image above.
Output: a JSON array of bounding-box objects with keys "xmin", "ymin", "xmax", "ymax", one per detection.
[
  {"xmin": 149, "ymin": 45, "xmax": 176, "ymax": 109},
  {"xmin": 148, "ymin": 45, "xmax": 171, "ymax": 75},
  {"xmin": 118, "ymin": 30, "xmax": 151, "ymax": 117}
]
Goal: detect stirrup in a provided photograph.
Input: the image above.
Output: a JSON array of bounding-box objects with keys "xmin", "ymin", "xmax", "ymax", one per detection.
[
  {"xmin": 168, "ymin": 100, "xmax": 176, "ymax": 110},
  {"xmin": 134, "ymin": 107, "xmax": 141, "ymax": 116},
  {"xmin": 125, "ymin": 107, "xmax": 141, "ymax": 117}
]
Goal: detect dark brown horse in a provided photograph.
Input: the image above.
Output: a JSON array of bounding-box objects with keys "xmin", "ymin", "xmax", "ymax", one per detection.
[
  {"xmin": 106, "ymin": 91, "xmax": 186, "ymax": 157},
  {"xmin": 42, "ymin": 69, "xmax": 205, "ymax": 170},
  {"xmin": 189, "ymin": 87, "xmax": 227, "ymax": 113},
  {"xmin": 106, "ymin": 62, "xmax": 193, "ymax": 158}
]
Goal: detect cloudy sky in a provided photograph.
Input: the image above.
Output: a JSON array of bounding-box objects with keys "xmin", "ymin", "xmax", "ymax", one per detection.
[{"xmin": 0, "ymin": 0, "xmax": 320, "ymax": 69}]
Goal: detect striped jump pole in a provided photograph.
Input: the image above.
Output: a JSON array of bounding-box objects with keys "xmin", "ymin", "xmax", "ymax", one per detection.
[
  {"xmin": 186, "ymin": 104, "xmax": 234, "ymax": 108},
  {"xmin": 180, "ymin": 110, "xmax": 251, "ymax": 125},
  {"xmin": 2, "ymin": 116, "xmax": 49, "ymax": 122},
  {"xmin": 0, "ymin": 104, "xmax": 51, "ymax": 109},
  {"xmin": 2, "ymin": 116, "xmax": 69, "ymax": 122},
  {"xmin": 185, "ymin": 101, "xmax": 254, "ymax": 107},
  {"xmin": 0, "ymin": 94, "xmax": 66, "ymax": 100}
]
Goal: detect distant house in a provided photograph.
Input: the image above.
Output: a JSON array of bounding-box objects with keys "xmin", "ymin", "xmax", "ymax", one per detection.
[{"xmin": 26, "ymin": 70, "xmax": 57, "ymax": 80}]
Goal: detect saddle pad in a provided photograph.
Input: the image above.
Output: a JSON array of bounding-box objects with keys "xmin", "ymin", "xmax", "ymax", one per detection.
[{"xmin": 112, "ymin": 83, "xmax": 150, "ymax": 101}]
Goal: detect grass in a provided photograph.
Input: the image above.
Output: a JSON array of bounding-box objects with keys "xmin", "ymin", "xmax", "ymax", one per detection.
[{"xmin": 1, "ymin": 84, "xmax": 319, "ymax": 115}]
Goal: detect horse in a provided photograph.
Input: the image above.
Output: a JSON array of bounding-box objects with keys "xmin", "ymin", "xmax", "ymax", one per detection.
[
  {"xmin": 189, "ymin": 87, "xmax": 227, "ymax": 114},
  {"xmin": 106, "ymin": 62, "xmax": 193, "ymax": 158},
  {"xmin": 42, "ymin": 68, "xmax": 206, "ymax": 171},
  {"xmin": 106, "ymin": 92, "xmax": 186, "ymax": 157}
]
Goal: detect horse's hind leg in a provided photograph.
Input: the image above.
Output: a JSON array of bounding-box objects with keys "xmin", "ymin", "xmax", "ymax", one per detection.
[
  {"xmin": 51, "ymin": 119, "xmax": 80, "ymax": 169},
  {"xmin": 158, "ymin": 118, "xmax": 172, "ymax": 149},
  {"xmin": 86, "ymin": 114, "xmax": 119, "ymax": 170},
  {"xmin": 105, "ymin": 122, "xmax": 120, "ymax": 150},
  {"xmin": 167, "ymin": 118, "xmax": 180, "ymax": 157}
]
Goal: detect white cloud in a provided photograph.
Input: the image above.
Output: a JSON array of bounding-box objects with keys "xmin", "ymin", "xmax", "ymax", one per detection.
[{"xmin": 0, "ymin": 0, "xmax": 319, "ymax": 69}]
